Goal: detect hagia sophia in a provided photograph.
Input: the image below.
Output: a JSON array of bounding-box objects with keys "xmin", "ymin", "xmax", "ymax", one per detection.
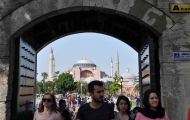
[{"xmin": 48, "ymin": 48, "xmax": 139, "ymax": 96}]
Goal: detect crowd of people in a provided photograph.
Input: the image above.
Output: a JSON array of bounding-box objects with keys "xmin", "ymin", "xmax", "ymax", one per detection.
[{"xmin": 33, "ymin": 80, "xmax": 169, "ymax": 120}]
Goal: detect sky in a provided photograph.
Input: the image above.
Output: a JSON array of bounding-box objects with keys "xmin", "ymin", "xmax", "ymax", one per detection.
[{"xmin": 37, "ymin": 32, "xmax": 139, "ymax": 81}]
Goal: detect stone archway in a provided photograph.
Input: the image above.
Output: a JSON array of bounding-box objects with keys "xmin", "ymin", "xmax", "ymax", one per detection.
[{"xmin": 0, "ymin": 0, "xmax": 178, "ymax": 120}]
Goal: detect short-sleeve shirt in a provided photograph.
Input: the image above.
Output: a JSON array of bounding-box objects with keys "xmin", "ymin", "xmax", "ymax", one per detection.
[{"xmin": 76, "ymin": 102, "xmax": 115, "ymax": 120}]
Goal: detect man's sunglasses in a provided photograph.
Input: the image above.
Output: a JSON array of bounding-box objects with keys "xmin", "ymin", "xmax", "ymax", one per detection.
[{"xmin": 42, "ymin": 98, "xmax": 52, "ymax": 102}]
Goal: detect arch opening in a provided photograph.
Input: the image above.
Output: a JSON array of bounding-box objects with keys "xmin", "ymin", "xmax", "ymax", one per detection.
[{"xmin": 11, "ymin": 8, "xmax": 161, "ymax": 120}]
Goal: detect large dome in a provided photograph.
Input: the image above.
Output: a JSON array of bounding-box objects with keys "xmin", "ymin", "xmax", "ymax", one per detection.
[
  {"xmin": 76, "ymin": 58, "xmax": 94, "ymax": 64},
  {"xmin": 73, "ymin": 58, "xmax": 96, "ymax": 68},
  {"xmin": 122, "ymin": 68, "xmax": 136, "ymax": 79}
]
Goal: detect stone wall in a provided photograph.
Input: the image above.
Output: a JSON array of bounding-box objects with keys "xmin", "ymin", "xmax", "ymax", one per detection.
[
  {"xmin": 145, "ymin": 0, "xmax": 190, "ymax": 119},
  {"xmin": 0, "ymin": 0, "xmax": 189, "ymax": 120}
]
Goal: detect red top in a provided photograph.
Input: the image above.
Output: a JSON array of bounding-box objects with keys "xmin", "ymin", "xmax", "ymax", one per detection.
[{"xmin": 188, "ymin": 108, "xmax": 190, "ymax": 120}]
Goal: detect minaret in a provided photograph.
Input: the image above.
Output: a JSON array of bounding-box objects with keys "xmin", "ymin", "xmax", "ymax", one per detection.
[
  {"xmin": 49, "ymin": 47, "xmax": 55, "ymax": 81},
  {"xmin": 111, "ymin": 57, "xmax": 113, "ymax": 77},
  {"xmin": 116, "ymin": 52, "xmax": 119, "ymax": 75}
]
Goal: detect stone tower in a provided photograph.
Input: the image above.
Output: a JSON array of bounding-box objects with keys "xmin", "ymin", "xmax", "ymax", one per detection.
[
  {"xmin": 48, "ymin": 47, "xmax": 55, "ymax": 81},
  {"xmin": 111, "ymin": 57, "xmax": 113, "ymax": 77},
  {"xmin": 116, "ymin": 52, "xmax": 119, "ymax": 75}
]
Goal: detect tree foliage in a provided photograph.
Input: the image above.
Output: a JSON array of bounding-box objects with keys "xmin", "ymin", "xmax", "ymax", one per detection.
[
  {"xmin": 134, "ymin": 84, "xmax": 140, "ymax": 92},
  {"xmin": 109, "ymin": 72, "xmax": 121, "ymax": 94},
  {"xmin": 41, "ymin": 72, "xmax": 48, "ymax": 93},
  {"xmin": 36, "ymin": 81, "xmax": 43, "ymax": 94},
  {"xmin": 73, "ymin": 81, "xmax": 88, "ymax": 95},
  {"xmin": 41, "ymin": 72, "xmax": 48, "ymax": 83},
  {"xmin": 55, "ymin": 73, "xmax": 77, "ymax": 94},
  {"xmin": 44, "ymin": 81, "xmax": 55, "ymax": 93}
]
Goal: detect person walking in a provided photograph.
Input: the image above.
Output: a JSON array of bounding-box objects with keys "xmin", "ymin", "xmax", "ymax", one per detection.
[
  {"xmin": 58, "ymin": 99, "xmax": 71, "ymax": 120},
  {"xmin": 33, "ymin": 93, "xmax": 62, "ymax": 120},
  {"xmin": 76, "ymin": 80, "xmax": 115, "ymax": 120},
  {"xmin": 114, "ymin": 95, "xmax": 132, "ymax": 120},
  {"xmin": 132, "ymin": 107, "xmax": 141, "ymax": 120},
  {"xmin": 135, "ymin": 89, "xmax": 169, "ymax": 120}
]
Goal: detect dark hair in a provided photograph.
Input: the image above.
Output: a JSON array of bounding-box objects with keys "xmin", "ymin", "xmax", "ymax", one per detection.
[
  {"xmin": 116, "ymin": 95, "xmax": 131, "ymax": 115},
  {"xmin": 133, "ymin": 107, "xmax": 141, "ymax": 114},
  {"xmin": 38, "ymin": 93, "xmax": 57, "ymax": 113},
  {"xmin": 139, "ymin": 89, "xmax": 165, "ymax": 119},
  {"xmin": 88, "ymin": 80, "xmax": 103, "ymax": 93},
  {"xmin": 59, "ymin": 99, "xmax": 66, "ymax": 106},
  {"xmin": 143, "ymin": 89, "xmax": 162, "ymax": 109}
]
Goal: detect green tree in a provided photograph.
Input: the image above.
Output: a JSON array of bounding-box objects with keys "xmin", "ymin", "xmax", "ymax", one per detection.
[
  {"xmin": 53, "ymin": 71, "xmax": 60, "ymax": 81},
  {"xmin": 72, "ymin": 81, "xmax": 88, "ymax": 95},
  {"xmin": 44, "ymin": 81, "xmax": 55, "ymax": 93},
  {"xmin": 105, "ymin": 81, "xmax": 113, "ymax": 95},
  {"xmin": 41, "ymin": 72, "xmax": 48, "ymax": 93},
  {"xmin": 36, "ymin": 81, "xmax": 43, "ymax": 94},
  {"xmin": 55, "ymin": 73, "xmax": 77, "ymax": 94},
  {"xmin": 109, "ymin": 72, "xmax": 121, "ymax": 94},
  {"xmin": 82, "ymin": 82, "xmax": 88, "ymax": 95},
  {"xmin": 134, "ymin": 84, "xmax": 140, "ymax": 93}
]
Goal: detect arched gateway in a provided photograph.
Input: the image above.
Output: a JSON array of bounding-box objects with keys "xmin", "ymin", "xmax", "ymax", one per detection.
[{"xmin": 0, "ymin": 0, "xmax": 190, "ymax": 120}]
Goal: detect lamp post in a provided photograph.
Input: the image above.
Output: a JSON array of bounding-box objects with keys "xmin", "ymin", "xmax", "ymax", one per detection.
[
  {"xmin": 81, "ymin": 81, "xmax": 83, "ymax": 96},
  {"xmin": 120, "ymin": 77, "xmax": 123, "ymax": 95}
]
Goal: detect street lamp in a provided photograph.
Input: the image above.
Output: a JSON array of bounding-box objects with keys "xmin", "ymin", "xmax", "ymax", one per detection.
[
  {"xmin": 81, "ymin": 80, "xmax": 83, "ymax": 96},
  {"xmin": 120, "ymin": 77, "xmax": 123, "ymax": 95}
]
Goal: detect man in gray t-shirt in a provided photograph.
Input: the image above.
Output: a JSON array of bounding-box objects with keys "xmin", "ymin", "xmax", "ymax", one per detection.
[{"xmin": 76, "ymin": 80, "xmax": 115, "ymax": 120}]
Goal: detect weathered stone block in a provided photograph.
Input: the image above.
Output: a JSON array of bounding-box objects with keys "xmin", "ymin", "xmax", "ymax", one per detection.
[
  {"xmin": 0, "ymin": 102, "xmax": 6, "ymax": 120},
  {"xmin": 68, "ymin": 0, "xmax": 83, "ymax": 7},
  {"xmin": 102, "ymin": 0, "xmax": 119, "ymax": 10},
  {"xmin": 142, "ymin": 7, "xmax": 163, "ymax": 25},
  {"xmin": 82, "ymin": 0, "xmax": 97, "ymax": 6},
  {"xmin": 181, "ymin": 75, "xmax": 190, "ymax": 97},
  {"xmin": 96, "ymin": 0, "xmax": 103, "ymax": 8},
  {"xmin": 160, "ymin": 62, "xmax": 176, "ymax": 74},
  {"xmin": 129, "ymin": 0, "xmax": 151, "ymax": 20},
  {"xmin": 54, "ymin": 0, "xmax": 70, "ymax": 9},
  {"xmin": 0, "ymin": 83, "xmax": 7, "ymax": 101},
  {"xmin": 176, "ymin": 96, "xmax": 185, "ymax": 120},
  {"xmin": 168, "ymin": 29, "xmax": 184, "ymax": 41},
  {"xmin": 37, "ymin": 0, "xmax": 57, "ymax": 14},
  {"xmin": 82, "ymin": 0, "xmax": 89, "ymax": 6},
  {"xmin": 144, "ymin": 0, "xmax": 156, "ymax": 6},
  {"xmin": 165, "ymin": 96, "xmax": 178, "ymax": 120},
  {"xmin": 0, "ymin": 45, "xmax": 9, "ymax": 57},
  {"xmin": 159, "ymin": 47, "xmax": 173, "ymax": 62},
  {"xmin": 166, "ymin": 16, "xmax": 174, "ymax": 29},
  {"xmin": 161, "ymin": 74, "xmax": 184, "ymax": 97},
  {"xmin": 0, "ymin": 62, "xmax": 9, "ymax": 81},
  {"xmin": 23, "ymin": 0, "xmax": 44, "ymax": 20},
  {"xmin": 156, "ymin": 1, "xmax": 170, "ymax": 9},
  {"xmin": 55, "ymin": 0, "xmax": 83, "ymax": 12},
  {"xmin": 11, "ymin": 7, "xmax": 31, "ymax": 28},
  {"xmin": 116, "ymin": 0, "xmax": 135, "ymax": 14},
  {"xmin": 0, "ymin": 0, "xmax": 11, "ymax": 20},
  {"xmin": 0, "ymin": 15, "xmax": 20, "ymax": 35},
  {"xmin": 170, "ymin": 13, "xmax": 190, "ymax": 24},
  {"xmin": 176, "ymin": 63, "xmax": 190, "ymax": 74},
  {"xmin": 0, "ymin": 28, "xmax": 10, "ymax": 44},
  {"xmin": 184, "ymin": 96, "xmax": 190, "ymax": 119}
]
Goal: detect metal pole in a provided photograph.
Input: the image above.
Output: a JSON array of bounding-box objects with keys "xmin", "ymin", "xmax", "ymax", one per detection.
[
  {"xmin": 81, "ymin": 81, "xmax": 83, "ymax": 96},
  {"xmin": 81, "ymin": 84, "xmax": 82, "ymax": 96},
  {"xmin": 138, "ymin": 53, "xmax": 143, "ymax": 107},
  {"xmin": 121, "ymin": 82, "xmax": 122, "ymax": 94}
]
